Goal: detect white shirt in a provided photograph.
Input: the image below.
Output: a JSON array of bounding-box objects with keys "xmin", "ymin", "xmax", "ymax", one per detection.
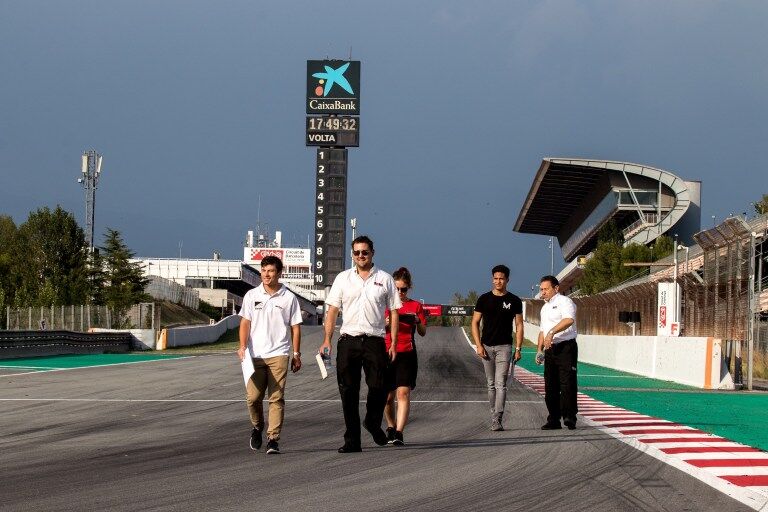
[
  {"xmin": 540, "ymin": 293, "xmax": 577, "ymax": 343},
  {"xmin": 325, "ymin": 266, "xmax": 402, "ymax": 337},
  {"xmin": 239, "ymin": 284, "xmax": 303, "ymax": 358}
]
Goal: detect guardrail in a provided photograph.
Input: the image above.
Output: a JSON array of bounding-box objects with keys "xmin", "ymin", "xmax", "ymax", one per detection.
[{"xmin": 0, "ymin": 330, "xmax": 132, "ymax": 359}]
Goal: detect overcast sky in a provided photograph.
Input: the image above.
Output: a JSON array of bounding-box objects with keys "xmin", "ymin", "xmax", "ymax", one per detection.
[{"xmin": 1, "ymin": 1, "xmax": 766, "ymax": 302}]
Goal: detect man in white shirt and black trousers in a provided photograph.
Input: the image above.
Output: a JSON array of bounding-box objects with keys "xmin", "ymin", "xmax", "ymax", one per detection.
[
  {"xmin": 319, "ymin": 235, "xmax": 401, "ymax": 453},
  {"xmin": 537, "ymin": 275, "xmax": 579, "ymax": 430}
]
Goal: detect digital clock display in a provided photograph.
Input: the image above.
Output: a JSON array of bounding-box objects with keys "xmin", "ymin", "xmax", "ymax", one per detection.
[
  {"xmin": 306, "ymin": 116, "xmax": 358, "ymax": 132},
  {"xmin": 306, "ymin": 116, "xmax": 359, "ymax": 147}
]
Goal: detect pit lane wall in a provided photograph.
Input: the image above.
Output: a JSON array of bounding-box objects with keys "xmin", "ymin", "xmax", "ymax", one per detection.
[
  {"xmin": 156, "ymin": 315, "xmax": 241, "ymax": 350},
  {"xmin": 523, "ymin": 321, "xmax": 733, "ymax": 390}
]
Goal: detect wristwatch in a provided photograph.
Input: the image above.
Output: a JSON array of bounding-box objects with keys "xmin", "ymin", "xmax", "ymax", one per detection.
[{"xmin": 293, "ymin": 351, "xmax": 301, "ymax": 357}]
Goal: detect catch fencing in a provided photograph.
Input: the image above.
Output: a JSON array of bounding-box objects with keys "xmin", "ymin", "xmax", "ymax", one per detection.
[
  {"xmin": 525, "ymin": 215, "xmax": 768, "ymax": 387},
  {"xmin": 5, "ymin": 303, "xmax": 157, "ymax": 332}
]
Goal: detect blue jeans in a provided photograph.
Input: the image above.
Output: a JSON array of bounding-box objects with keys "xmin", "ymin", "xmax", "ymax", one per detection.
[{"xmin": 481, "ymin": 344, "xmax": 512, "ymax": 417}]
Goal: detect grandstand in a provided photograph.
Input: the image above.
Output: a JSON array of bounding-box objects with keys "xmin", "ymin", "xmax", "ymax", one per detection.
[{"xmin": 514, "ymin": 158, "xmax": 701, "ymax": 291}]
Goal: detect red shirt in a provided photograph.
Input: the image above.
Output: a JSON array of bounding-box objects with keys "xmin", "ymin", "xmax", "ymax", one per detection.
[{"xmin": 385, "ymin": 299, "xmax": 426, "ymax": 352}]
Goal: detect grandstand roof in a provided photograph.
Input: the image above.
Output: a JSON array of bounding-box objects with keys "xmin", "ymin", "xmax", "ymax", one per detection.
[{"xmin": 514, "ymin": 158, "xmax": 701, "ymax": 262}]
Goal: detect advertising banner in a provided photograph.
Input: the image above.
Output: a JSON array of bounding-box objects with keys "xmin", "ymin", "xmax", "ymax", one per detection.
[{"xmin": 657, "ymin": 282, "xmax": 681, "ymax": 336}]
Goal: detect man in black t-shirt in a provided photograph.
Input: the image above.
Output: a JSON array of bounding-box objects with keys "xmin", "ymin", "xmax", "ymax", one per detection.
[{"xmin": 471, "ymin": 264, "xmax": 524, "ymax": 431}]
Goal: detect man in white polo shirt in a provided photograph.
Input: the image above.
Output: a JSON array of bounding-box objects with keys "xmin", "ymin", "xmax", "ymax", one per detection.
[
  {"xmin": 319, "ymin": 235, "xmax": 401, "ymax": 453},
  {"xmin": 238, "ymin": 255, "xmax": 303, "ymax": 454},
  {"xmin": 537, "ymin": 275, "xmax": 578, "ymax": 431}
]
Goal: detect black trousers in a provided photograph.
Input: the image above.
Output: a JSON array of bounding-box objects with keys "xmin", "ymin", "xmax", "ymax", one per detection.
[
  {"xmin": 336, "ymin": 335, "xmax": 389, "ymax": 447},
  {"xmin": 543, "ymin": 338, "xmax": 578, "ymax": 425}
]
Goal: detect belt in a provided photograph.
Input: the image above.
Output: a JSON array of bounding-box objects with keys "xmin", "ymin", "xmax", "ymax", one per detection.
[{"xmin": 340, "ymin": 334, "xmax": 383, "ymax": 340}]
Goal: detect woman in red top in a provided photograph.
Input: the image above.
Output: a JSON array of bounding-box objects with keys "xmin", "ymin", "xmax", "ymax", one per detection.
[{"xmin": 384, "ymin": 267, "xmax": 427, "ymax": 445}]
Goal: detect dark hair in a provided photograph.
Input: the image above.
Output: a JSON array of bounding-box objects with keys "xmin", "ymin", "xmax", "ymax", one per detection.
[
  {"xmin": 392, "ymin": 267, "xmax": 412, "ymax": 288},
  {"xmin": 491, "ymin": 265, "xmax": 510, "ymax": 279},
  {"xmin": 261, "ymin": 255, "xmax": 283, "ymax": 273},
  {"xmin": 351, "ymin": 235, "xmax": 374, "ymax": 252},
  {"xmin": 540, "ymin": 275, "xmax": 559, "ymax": 287}
]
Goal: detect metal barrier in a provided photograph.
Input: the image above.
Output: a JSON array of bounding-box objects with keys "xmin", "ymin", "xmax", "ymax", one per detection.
[{"xmin": 0, "ymin": 330, "xmax": 132, "ymax": 358}]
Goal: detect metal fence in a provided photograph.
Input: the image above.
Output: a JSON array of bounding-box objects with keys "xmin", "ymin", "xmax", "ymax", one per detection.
[
  {"xmin": 5, "ymin": 303, "xmax": 156, "ymax": 331},
  {"xmin": 526, "ymin": 216, "xmax": 768, "ymax": 387}
]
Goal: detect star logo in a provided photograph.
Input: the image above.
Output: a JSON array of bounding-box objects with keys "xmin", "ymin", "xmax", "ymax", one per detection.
[{"xmin": 312, "ymin": 62, "xmax": 354, "ymax": 97}]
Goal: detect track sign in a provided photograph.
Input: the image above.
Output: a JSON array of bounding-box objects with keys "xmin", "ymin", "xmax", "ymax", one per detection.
[{"xmin": 307, "ymin": 60, "xmax": 361, "ymax": 115}]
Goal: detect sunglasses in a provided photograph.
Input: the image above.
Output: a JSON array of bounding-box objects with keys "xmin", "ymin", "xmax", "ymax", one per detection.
[
  {"xmin": 352, "ymin": 250, "xmax": 370, "ymax": 256},
  {"xmin": 397, "ymin": 287, "xmax": 409, "ymax": 293}
]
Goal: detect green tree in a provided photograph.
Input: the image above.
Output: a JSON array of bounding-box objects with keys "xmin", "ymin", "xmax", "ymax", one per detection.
[
  {"xmin": 85, "ymin": 248, "xmax": 107, "ymax": 305},
  {"xmin": 651, "ymin": 235, "xmax": 674, "ymax": 261},
  {"xmin": 754, "ymin": 194, "xmax": 768, "ymax": 216},
  {"xmin": 101, "ymin": 228, "xmax": 149, "ymax": 326},
  {"xmin": 12, "ymin": 206, "xmax": 90, "ymax": 306},
  {"xmin": 596, "ymin": 219, "xmax": 623, "ymax": 245},
  {"xmin": 0, "ymin": 215, "xmax": 18, "ymax": 322},
  {"xmin": 579, "ymin": 241, "xmax": 624, "ymax": 295},
  {"xmin": 577, "ymin": 234, "xmax": 676, "ymax": 295}
]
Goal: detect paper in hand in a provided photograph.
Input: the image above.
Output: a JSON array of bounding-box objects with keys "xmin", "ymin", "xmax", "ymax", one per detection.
[{"xmin": 241, "ymin": 350, "xmax": 255, "ymax": 385}]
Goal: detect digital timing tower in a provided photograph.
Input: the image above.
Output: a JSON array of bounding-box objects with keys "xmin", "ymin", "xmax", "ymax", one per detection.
[{"xmin": 305, "ymin": 60, "xmax": 361, "ymax": 290}]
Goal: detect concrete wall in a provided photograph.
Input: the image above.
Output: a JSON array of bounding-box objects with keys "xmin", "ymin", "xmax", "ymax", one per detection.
[
  {"xmin": 523, "ymin": 321, "xmax": 733, "ymax": 389},
  {"xmin": 157, "ymin": 315, "xmax": 241, "ymax": 349},
  {"xmin": 89, "ymin": 328, "xmax": 156, "ymax": 350}
]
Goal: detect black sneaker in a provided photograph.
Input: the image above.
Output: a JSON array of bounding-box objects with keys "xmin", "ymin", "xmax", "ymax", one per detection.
[
  {"xmin": 564, "ymin": 420, "xmax": 577, "ymax": 430},
  {"xmin": 266, "ymin": 439, "xmax": 280, "ymax": 454},
  {"xmin": 338, "ymin": 444, "xmax": 362, "ymax": 453},
  {"xmin": 541, "ymin": 422, "xmax": 562, "ymax": 430},
  {"xmin": 386, "ymin": 427, "xmax": 396, "ymax": 445},
  {"xmin": 392, "ymin": 431, "xmax": 404, "ymax": 446},
  {"xmin": 250, "ymin": 428, "xmax": 262, "ymax": 450}
]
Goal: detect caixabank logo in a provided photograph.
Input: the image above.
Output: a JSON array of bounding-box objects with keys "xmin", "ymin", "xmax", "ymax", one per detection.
[{"xmin": 306, "ymin": 60, "xmax": 360, "ymax": 115}]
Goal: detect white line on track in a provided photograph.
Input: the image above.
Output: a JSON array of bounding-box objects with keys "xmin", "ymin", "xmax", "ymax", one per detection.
[
  {"xmin": 0, "ymin": 398, "xmax": 542, "ymax": 404},
  {"xmin": 0, "ymin": 356, "xmax": 193, "ymax": 378}
]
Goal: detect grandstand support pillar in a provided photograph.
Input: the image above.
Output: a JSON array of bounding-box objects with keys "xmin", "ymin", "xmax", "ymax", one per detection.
[{"xmin": 621, "ymin": 170, "xmax": 646, "ymax": 224}]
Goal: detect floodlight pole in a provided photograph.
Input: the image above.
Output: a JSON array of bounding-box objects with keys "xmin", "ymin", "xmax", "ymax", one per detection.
[
  {"xmin": 548, "ymin": 238, "xmax": 554, "ymax": 275},
  {"xmin": 78, "ymin": 150, "xmax": 103, "ymax": 252}
]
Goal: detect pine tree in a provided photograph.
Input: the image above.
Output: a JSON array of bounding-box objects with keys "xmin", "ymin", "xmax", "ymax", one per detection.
[
  {"xmin": 101, "ymin": 228, "xmax": 150, "ymax": 326},
  {"xmin": 754, "ymin": 194, "xmax": 768, "ymax": 216}
]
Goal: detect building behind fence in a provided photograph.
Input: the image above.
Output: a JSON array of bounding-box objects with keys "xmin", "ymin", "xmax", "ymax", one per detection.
[{"xmin": 145, "ymin": 275, "xmax": 199, "ymax": 309}]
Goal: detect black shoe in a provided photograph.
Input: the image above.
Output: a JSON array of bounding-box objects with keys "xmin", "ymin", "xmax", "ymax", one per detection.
[
  {"xmin": 364, "ymin": 421, "xmax": 389, "ymax": 446},
  {"xmin": 338, "ymin": 444, "xmax": 362, "ymax": 453},
  {"xmin": 541, "ymin": 422, "xmax": 562, "ymax": 430},
  {"xmin": 386, "ymin": 427, "xmax": 396, "ymax": 444},
  {"xmin": 250, "ymin": 428, "xmax": 262, "ymax": 450},
  {"xmin": 564, "ymin": 420, "xmax": 577, "ymax": 430},
  {"xmin": 392, "ymin": 431, "xmax": 404, "ymax": 446},
  {"xmin": 266, "ymin": 439, "xmax": 280, "ymax": 454}
]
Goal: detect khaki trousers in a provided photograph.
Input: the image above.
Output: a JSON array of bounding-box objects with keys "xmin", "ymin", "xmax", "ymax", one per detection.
[{"xmin": 245, "ymin": 355, "xmax": 289, "ymax": 440}]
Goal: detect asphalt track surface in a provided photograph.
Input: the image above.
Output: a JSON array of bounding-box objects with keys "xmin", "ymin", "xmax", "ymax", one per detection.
[{"xmin": 0, "ymin": 327, "xmax": 751, "ymax": 512}]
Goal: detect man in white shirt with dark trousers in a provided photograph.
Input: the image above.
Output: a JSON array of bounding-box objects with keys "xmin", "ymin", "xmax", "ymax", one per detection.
[
  {"xmin": 319, "ymin": 235, "xmax": 401, "ymax": 453},
  {"xmin": 537, "ymin": 275, "xmax": 578, "ymax": 430}
]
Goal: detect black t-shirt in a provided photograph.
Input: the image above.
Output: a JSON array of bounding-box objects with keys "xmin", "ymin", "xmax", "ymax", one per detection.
[{"xmin": 474, "ymin": 291, "xmax": 523, "ymax": 346}]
